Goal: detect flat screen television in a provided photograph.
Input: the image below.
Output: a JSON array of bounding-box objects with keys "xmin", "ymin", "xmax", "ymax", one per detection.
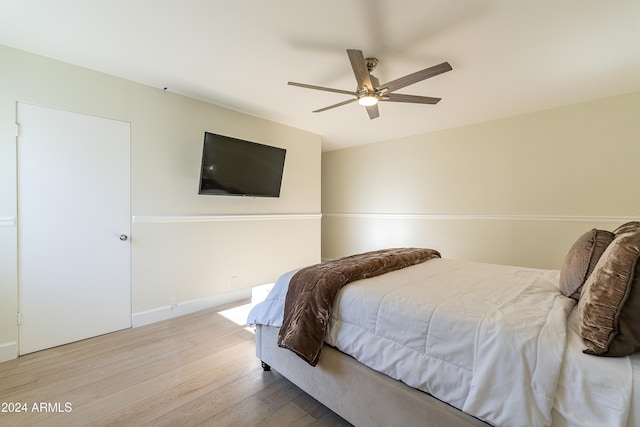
[{"xmin": 198, "ymin": 132, "xmax": 286, "ymax": 197}]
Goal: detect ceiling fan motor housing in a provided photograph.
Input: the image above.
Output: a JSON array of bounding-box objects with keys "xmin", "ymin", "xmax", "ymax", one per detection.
[{"xmin": 357, "ymin": 73, "xmax": 381, "ymax": 105}]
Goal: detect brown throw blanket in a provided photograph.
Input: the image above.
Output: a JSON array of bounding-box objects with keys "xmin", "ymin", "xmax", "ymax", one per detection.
[{"xmin": 277, "ymin": 247, "xmax": 441, "ymax": 366}]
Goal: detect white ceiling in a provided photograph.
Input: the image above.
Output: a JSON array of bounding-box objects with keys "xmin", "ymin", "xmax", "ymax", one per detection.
[{"xmin": 1, "ymin": 0, "xmax": 639, "ymax": 151}]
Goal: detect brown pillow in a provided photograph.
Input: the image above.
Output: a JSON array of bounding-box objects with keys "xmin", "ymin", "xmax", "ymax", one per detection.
[
  {"xmin": 559, "ymin": 229, "xmax": 615, "ymax": 300},
  {"xmin": 578, "ymin": 230, "xmax": 640, "ymax": 356},
  {"xmin": 614, "ymin": 221, "xmax": 640, "ymax": 236}
]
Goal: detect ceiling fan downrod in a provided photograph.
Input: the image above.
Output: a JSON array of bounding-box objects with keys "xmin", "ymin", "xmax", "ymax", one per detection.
[{"xmin": 365, "ymin": 57, "xmax": 379, "ymax": 72}]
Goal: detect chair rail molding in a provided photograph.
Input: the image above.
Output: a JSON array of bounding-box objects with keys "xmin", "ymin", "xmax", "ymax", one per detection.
[
  {"xmin": 132, "ymin": 213, "xmax": 322, "ymax": 224},
  {"xmin": 0, "ymin": 216, "xmax": 16, "ymax": 227},
  {"xmin": 323, "ymin": 213, "xmax": 639, "ymax": 222}
]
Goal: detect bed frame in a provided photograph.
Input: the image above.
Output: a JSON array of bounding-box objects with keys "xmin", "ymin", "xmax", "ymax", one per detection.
[{"xmin": 255, "ymin": 325, "xmax": 488, "ymax": 427}]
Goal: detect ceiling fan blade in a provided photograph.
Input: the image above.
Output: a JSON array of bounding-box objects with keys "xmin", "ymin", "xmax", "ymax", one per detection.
[
  {"xmin": 288, "ymin": 81, "xmax": 356, "ymax": 96},
  {"xmin": 384, "ymin": 93, "xmax": 441, "ymax": 104},
  {"xmin": 312, "ymin": 98, "xmax": 357, "ymax": 113},
  {"xmin": 347, "ymin": 49, "xmax": 374, "ymax": 90},
  {"xmin": 379, "ymin": 62, "xmax": 452, "ymax": 93},
  {"xmin": 366, "ymin": 104, "xmax": 380, "ymax": 119}
]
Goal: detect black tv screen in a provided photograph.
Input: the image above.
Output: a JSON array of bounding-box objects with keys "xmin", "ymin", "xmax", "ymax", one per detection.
[{"xmin": 198, "ymin": 132, "xmax": 286, "ymax": 197}]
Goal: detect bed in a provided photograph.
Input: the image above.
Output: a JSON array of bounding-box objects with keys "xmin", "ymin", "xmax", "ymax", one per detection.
[{"xmin": 248, "ymin": 224, "xmax": 640, "ymax": 427}]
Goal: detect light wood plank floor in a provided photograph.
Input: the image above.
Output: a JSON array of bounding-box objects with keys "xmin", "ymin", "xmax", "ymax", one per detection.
[{"xmin": 0, "ymin": 299, "xmax": 352, "ymax": 427}]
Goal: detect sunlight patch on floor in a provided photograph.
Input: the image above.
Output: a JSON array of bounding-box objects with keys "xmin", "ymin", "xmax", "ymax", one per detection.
[
  {"xmin": 217, "ymin": 282, "xmax": 274, "ymax": 332},
  {"xmin": 218, "ymin": 302, "xmax": 253, "ymax": 329}
]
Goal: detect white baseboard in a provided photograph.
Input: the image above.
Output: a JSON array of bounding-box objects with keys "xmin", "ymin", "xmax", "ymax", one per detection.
[
  {"xmin": 0, "ymin": 341, "xmax": 17, "ymax": 362},
  {"xmin": 132, "ymin": 288, "xmax": 252, "ymax": 327}
]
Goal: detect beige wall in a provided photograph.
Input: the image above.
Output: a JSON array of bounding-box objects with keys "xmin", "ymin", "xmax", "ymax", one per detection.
[
  {"xmin": 0, "ymin": 45, "xmax": 321, "ymax": 361},
  {"xmin": 322, "ymin": 91, "xmax": 640, "ymax": 268}
]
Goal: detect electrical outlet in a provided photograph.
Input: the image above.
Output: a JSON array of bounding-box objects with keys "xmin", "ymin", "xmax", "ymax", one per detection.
[
  {"xmin": 230, "ymin": 276, "xmax": 238, "ymax": 288},
  {"xmin": 170, "ymin": 297, "xmax": 178, "ymax": 311}
]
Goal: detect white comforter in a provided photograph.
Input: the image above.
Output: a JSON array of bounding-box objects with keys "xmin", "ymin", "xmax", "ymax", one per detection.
[{"xmin": 248, "ymin": 258, "xmax": 635, "ymax": 427}]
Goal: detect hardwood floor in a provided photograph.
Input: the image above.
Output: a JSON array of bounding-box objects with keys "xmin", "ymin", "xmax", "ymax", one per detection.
[{"xmin": 0, "ymin": 300, "xmax": 352, "ymax": 427}]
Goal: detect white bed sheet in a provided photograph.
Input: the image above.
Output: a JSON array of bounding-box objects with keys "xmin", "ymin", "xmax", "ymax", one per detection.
[
  {"xmin": 248, "ymin": 258, "xmax": 637, "ymax": 427},
  {"xmin": 551, "ymin": 307, "xmax": 635, "ymax": 427}
]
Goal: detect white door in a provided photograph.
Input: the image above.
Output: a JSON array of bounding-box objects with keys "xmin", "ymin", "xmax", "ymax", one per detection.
[{"xmin": 17, "ymin": 103, "xmax": 131, "ymax": 355}]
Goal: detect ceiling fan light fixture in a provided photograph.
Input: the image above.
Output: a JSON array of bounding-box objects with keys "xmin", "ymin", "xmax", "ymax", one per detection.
[{"xmin": 358, "ymin": 94, "xmax": 378, "ymax": 106}]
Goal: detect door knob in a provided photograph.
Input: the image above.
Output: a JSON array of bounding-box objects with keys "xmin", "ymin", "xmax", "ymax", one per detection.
[{"xmin": 120, "ymin": 234, "xmax": 128, "ymax": 241}]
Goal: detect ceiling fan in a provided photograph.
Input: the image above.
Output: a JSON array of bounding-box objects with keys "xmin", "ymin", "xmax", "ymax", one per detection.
[{"xmin": 288, "ymin": 49, "xmax": 452, "ymax": 119}]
